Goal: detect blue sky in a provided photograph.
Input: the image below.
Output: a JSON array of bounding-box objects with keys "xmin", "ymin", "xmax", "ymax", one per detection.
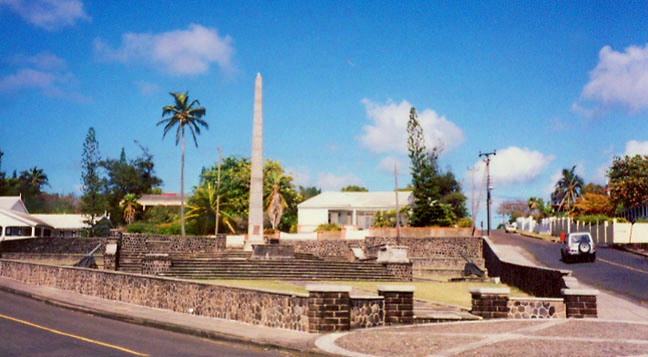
[{"xmin": 1, "ymin": 0, "xmax": 648, "ymax": 224}]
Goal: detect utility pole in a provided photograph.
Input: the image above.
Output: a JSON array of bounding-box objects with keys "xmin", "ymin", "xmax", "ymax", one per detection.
[
  {"xmin": 394, "ymin": 163, "xmax": 401, "ymax": 245},
  {"xmin": 215, "ymin": 147, "xmax": 222, "ymax": 236},
  {"xmin": 468, "ymin": 166, "xmax": 477, "ymax": 236},
  {"xmin": 479, "ymin": 150, "xmax": 496, "ymax": 236}
]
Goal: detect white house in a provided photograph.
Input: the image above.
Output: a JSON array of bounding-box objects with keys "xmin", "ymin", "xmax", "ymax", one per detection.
[
  {"xmin": 297, "ymin": 191, "xmax": 412, "ymax": 233},
  {"xmin": 0, "ymin": 196, "xmax": 53, "ymax": 240},
  {"xmin": 0, "ymin": 196, "xmax": 105, "ymax": 240}
]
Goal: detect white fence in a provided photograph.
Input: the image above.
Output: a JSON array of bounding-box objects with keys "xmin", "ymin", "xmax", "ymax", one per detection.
[{"xmin": 516, "ymin": 217, "xmax": 648, "ymax": 244}]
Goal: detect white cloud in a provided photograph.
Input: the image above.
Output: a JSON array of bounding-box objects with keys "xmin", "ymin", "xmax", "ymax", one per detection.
[
  {"xmin": 94, "ymin": 24, "xmax": 235, "ymax": 76},
  {"xmin": 0, "ymin": 0, "xmax": 90, "ymax": 31},
  {"xmin": 624, "ymin": 140, "xmax": 648, "ymax": 156},
  {"xmin": 9, "ymin": 52, "xmax": 66, "ymax": 70},
  {"xmin": 286, "ymin": 167, "xmax": 311, "ymax": 188},
  {"xmin": 576, "ymin": 44, "xmax": 648, "ymax": 113},
  {"xmin": 470, "ymin": 146, "xmax": 554, "ymax": 188},
  {"xmin": 0, "ymin": 53, "xmax": 89, "ymax": 102},
  {"xmin": 317, "ymin": 173, "xmax": 364, "ymax": 191},
  {"xmin": 358, "ymin": 99, "xmax": 465, "ymax": 154},
  {"xmin": 134, "ymin": 80, "xmax": 159, "ymax": 95},
  {"xmin": 377, "ymin": 156, "xmax": 409, "ymax": 175}
]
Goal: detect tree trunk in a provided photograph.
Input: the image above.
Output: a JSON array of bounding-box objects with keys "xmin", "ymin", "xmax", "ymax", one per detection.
[{"xmin": 181, "ymin": 131, "xmax": 185, "ymax": 237}]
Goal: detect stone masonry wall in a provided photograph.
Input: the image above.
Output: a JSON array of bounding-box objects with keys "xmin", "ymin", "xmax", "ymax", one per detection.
[
  {"xmin": 350, "ymin": 297, "xmax": 384, "ymax": 329},
  {"xmin": 282, "ymin": 239, "xmax": 356, "ymax": 261},
  {"xmin": 121, "ymin": 234, "xmax": 226, "ymax": 254},
  {"xmin": 507, "ymin": 297, "xmax": 566, "ymax": 319},
  {"xmin": 0, "ymin": 237, "xmax": 106, "ymax": 255},
  {"xmin": 0, "ymin": 259, "xmax": 309, "ymax": 331},
  {"xmin": 483, "ymin": 238, "xmax": 570, "ymax": 298},
  {"xmin": 365, "ymin": 237, "xmax": 483, "ymax": 261}
]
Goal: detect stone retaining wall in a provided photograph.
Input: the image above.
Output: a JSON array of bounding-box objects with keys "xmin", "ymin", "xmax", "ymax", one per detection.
[
  {"xmin": 0, "ymin": 237, "xmax": 106, "ymax": 255},
  {"xmin": 366, "ymin": 237, "xmax": 483, "ymax": 260},
  {"xmin": 482, "ymin": 237, "xmax": 570, "ymax": 298},
  {"xmin": 121, "ymin": 234, "xmax": 226, "ymax": 254},
  {"xmin": 282, "ymin": 239, "xmax": 356, "ymax": 261},
  {"xmin": 0, "ymin": 259, "xmax": 416, "ymax": 332},
  {"xmin": 0, "ymin": 259, "xmax": 309, "ymax": 331}
]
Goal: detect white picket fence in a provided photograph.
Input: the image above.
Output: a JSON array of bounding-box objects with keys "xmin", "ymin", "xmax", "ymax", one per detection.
[{"xmin": 516, "ymin": 216, "xmax": 648, "ymax": 244}]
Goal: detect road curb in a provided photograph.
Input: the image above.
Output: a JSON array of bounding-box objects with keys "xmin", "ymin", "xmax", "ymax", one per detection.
[{"xmin": 0, "ymin": 283, "xmax": 324, "ymax": 356}]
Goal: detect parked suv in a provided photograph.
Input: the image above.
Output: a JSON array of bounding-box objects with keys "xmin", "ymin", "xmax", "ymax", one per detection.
[{"xmin": 560, "ymin": 232, "xmax": 596, "ymax": 263}]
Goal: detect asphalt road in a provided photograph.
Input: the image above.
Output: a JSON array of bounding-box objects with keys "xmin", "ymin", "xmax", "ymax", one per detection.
[
  {"xmin": 489, "ymin": 230, "xmax": 648, "ymax": 305},
  {"xmin": 0, "ymin": 290, "xmax": 289, "ymax": 357}
]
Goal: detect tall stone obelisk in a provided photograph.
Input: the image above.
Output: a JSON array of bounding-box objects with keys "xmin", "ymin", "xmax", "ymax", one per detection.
[{"xmin": 245, "ymin": 73, "xmax": 264, "ymax": 251}]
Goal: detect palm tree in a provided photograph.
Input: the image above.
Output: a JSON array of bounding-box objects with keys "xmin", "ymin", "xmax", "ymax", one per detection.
[
  {"xmin": 20, "ymin": 166, "xmax": 49, "ymax": 191},
  {"xmin": 265, "ymin": 171, "xmax": 287, "ymax": 231},
  {"xmin": 186, "ymin": 182, "xmax": 236, "ymax": 234},
  {"xmin": 157, "ymin": 92, "xmax": 208, "ymax": 237},
  {"xmin": 553, "ymin": 166, "xmax": 584, "ymax": 213},
  {"xmin": 120, "ymin": 193, "xmax": 139, "ymax": 225},
  {"xmin": 527, "ymin": 196, "xmax": 539, "ymax": 217}
]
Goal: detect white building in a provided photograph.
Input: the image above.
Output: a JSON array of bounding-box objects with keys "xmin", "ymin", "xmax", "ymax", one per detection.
[
  {"xmin": 0, "ymin": 196, "xmax": 105, "ymax": 240},
  {"xmin": 297, "ymin": 191, "xmax": 412, "ymax": 233},
  {"xmin": 0, "ymin": 196, "xmax": 53, "ymax": 240}
]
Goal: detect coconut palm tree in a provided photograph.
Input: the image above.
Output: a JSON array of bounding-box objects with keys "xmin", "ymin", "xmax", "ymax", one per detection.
[
  {"xmin": 265, "ymin": 171, "xmax": 287, "ymax": 231},
  {"xmin": 157, "ymin": 92, "xmax": 207, "ymax": 237},
  {"xmin": 553, "ymin": 166, "xmax": 584, "ymax": 213},
  {"xmin": 120, "ymin": 193, "xmax": 139, "ymax": 225},
  {"xmin": 19, "ymin": 166, "xmax": 49, "ymax": 191}
]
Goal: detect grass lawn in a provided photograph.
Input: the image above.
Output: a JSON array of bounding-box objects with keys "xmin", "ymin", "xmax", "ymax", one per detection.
[{"xmin": 201, "ymin": 279, "xmax": 527, "ymax": 309}]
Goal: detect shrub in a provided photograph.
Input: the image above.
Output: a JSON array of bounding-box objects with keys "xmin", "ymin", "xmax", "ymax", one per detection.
[
  {"xmin": 576, "ymin": 215, "xmax": 615, "ymax": 225},
  {"xmin": 315, "ymin": 223, "xmax": 341, "ymax": 232},
  {"xmin": 456, "ymin": 217, "xmax": 472, "ymax": 228}
]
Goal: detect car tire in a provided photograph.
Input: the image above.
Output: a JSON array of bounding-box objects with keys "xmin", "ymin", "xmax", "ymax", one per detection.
[
  {"xmin": 590, "ymin": 255, "xmax": 596, "ymax": 263},
  {"xmin": 579, "ymin": 242, "xmax": 591, "ymax": 254}
]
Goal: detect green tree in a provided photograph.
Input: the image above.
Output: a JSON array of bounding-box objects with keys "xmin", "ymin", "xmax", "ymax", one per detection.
[
  {"xmin": 552, "ymin": 165, "xmax": 584, "ymax": 213},
  {"xmin": 341, "ymin": 185, "xmax": 368, "ymax": 192},
  {"xmin": 80, "ymin": 127, "xmax": 107, "ymax": 236},
  {"xmin": 607, "ymin": 155, "xmax": 648, "ymax": 213},
  {"xmin": 406, "ymin": 107, "xmax": 466, "ymax": 226},
  {"xmin": 101, "ymin": 146, "xmax": 162, "ymax": 225},
  {"xmin": 193, "ymin": 156, "xmax": 299, "ymax": 234},
  {"xmin": 298, "ymin": 186, "xmax": 321, "ymax": 201},
  {"xmin": 157, "ymin": 91, "xmax": 208, "ymax": 237},
  {"xmin": 120, "ymin": 193, "xmax": 139, "ymax": 225}
]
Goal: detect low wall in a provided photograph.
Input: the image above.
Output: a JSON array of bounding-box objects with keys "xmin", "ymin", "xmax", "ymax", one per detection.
[
  {"xmin": 0, "ymin": 259, "xmax": 416, "ymax": 332},
  {"xmin": 120, "ymin": 234, "xmax": 226, "ymax": 254},
  {"xmin": 0, "ymin": 237, "xmax": 107, "ymax": 255},
  {"xmin": 282, "ymin": 239, "xmax": 356, "ymax": 261},
  {"xmin": 470, "ymin": 288, "xmax": 566, "ymax": 319},
  {"xmin": 0, "ymin": 259, "xmax": 309, "ymax": 331},
  {"xmin": 482, "ymin": 238, "xmax": 570, "ymax": 298},
  {"xmin": 368, "ymin": 227, "xmax": 472, "ymax": 238},
  {"xmin": 366, "ymin": 237, "xmax": 482, "ymax": 260}
]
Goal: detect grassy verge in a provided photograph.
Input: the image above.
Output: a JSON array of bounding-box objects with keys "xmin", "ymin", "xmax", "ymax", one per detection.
[{"xmin": 201, "ymin": 279, "xmax": 527, "ymax": 309}]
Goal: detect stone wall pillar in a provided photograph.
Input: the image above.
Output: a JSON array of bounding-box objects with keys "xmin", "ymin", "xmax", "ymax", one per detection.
[
  {"xmin": 103, "ymin": 237, "xmax": 120, "ymax": 271},
  {"xmin": 562, "ymin": 288, "xmax": 598, "ymax": 318},
  {"xmin": 306, "ymin": 285, "xmax": 351, "ymax": 333},
  {"xmin": 469, "ymin": 287, "xmax": 510, "ymax": 319},
  {"xmin": 378, "ymin": 285, "xmax": 415, "ymax": 325}
]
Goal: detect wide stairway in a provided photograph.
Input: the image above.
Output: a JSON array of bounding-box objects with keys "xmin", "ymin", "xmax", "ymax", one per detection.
[{"xmin": 158, "ymin": 252, "xmax": 402, "ymax": 281}]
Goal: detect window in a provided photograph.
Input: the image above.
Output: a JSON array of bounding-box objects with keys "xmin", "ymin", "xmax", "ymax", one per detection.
[{"xmin": 5, "ymin": 226, "xmax": 32, "ymax": 237}]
